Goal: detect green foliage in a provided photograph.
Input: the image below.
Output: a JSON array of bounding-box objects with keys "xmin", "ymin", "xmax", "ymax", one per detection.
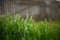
[{"xmin": 0, "ymin": 14, "xmax": 60, "ymax": 40}]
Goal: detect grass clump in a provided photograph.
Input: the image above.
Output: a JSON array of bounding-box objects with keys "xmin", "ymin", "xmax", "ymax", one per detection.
[{"xmin": 0, "ymin": 14, "xmax": 60, "ymax": 40}]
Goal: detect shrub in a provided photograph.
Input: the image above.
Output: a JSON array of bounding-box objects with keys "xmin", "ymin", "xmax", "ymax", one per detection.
[{"xmin": 0, "ymin": 14, "xmax": 60, "ymax": 40}]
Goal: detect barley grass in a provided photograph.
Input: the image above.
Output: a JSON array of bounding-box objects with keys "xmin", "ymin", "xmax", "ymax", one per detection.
[{"xmin": 0, "ymin": 14, "xmax": 60, "ymax": 40}]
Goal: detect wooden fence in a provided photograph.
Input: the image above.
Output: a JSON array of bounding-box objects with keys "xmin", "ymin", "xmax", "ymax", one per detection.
[{"xmin": 0, "ymin": 0, "xmax": 60, "ymax": 21}]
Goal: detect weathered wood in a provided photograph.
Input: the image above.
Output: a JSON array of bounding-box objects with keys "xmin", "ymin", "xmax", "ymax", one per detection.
[{"xmin": 0, "ymin": 0, "xmax": 60, "ymax": 21}]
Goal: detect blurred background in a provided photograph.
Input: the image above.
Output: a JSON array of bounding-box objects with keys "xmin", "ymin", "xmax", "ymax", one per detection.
[{"xmin": 0, "ymin": 0, "xmax": 60, "ymax": 21}]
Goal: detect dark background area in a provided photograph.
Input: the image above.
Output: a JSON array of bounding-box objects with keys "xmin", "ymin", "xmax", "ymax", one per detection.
[{"xmin": 0, "ymin": 0, "xmax": 2, "ymax": 5}]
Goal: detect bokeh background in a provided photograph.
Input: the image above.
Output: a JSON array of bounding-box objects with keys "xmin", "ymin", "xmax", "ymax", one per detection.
[{"xmin": 0, "ymin": 0, "xmax": 60, "ymax": 21}]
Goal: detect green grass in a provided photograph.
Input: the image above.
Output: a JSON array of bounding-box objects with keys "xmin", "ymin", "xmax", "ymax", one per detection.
[{"xmin": 0, "ymin": 14, "xmax": 60, "ymax": 40}]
